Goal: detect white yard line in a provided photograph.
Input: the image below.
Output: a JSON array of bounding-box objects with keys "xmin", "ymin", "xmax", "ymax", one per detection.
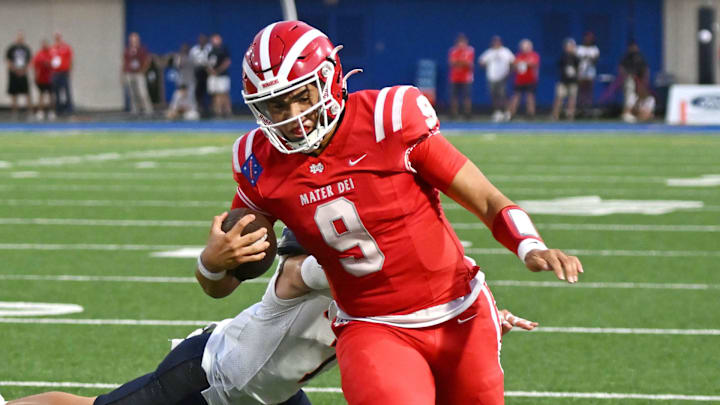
[
  {"xmin": 14, "ymin": 147, "xmax": 225, "ymax": 167},
  {"xmin": 466, "ymin": 248, "xmax": 720, "ymax": 258},
  {"xmin": 0, "ymin": 199, "xmax": 228, "ymax": 208},
  {"xmin": 0, "ymin": 382, "xmax": 718, "ymax": 401},
  {"xmin": 452, "ymin": 222, "xmax": 720, "ymax": 232},
  {"xmin": 1, "ymin": 274, "xmax": 716, "ymax": 291},
  {"xmin": 0, "ymin": 274, "xmax": 270, "ymax": 284},
  {"xmin": 0, "ymin": 243, "xmax": 718, "ymax": 258},
  {"xmin": 3, "ymin": 172, "xmax": 227, "ymax": 180},
  {"xmin": 2, "ymin": 218, "xmax": 718, "ymax": 232},
  {"xmin": 0, "ymin": 317, "xmax": 718, "ymax": 336},
  {"xmin": 0, "ymin": 184, "xmax": 233, "ymax": 192}
]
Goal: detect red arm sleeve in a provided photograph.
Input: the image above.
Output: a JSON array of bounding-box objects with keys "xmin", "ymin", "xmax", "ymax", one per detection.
[{"xmin": 408, "ymin": 134, "xmax": 468, "ymax": 193}]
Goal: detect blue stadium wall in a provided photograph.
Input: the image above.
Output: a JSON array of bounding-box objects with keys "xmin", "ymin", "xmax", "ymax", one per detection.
[{"xmin": 126, "ymin": 0, "xmax": 663, "ymax": 112}]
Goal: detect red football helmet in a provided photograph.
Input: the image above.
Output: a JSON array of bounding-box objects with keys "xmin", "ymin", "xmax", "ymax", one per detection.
[{"xmin": 242, "ymin": 21, "xmax": 346, "ymax": 154}]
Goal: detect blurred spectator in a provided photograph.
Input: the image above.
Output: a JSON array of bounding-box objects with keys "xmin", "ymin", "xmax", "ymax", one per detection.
[
  {"xmin": 551, "ymin": 38, "xmax": 580, "ymax": 120},
  {"xmin": 123, "ymin": 32, "xmax": 153, "ymax": 115},
  {"xmin": 5, "ymin": 31, "xmax": 33, "ymax": 118},
  {"xmin": 629, "ymin": 84, "xmax": 655, "ymax": 122},
  {"xmin": 576, "ymin": 31, "xmax": 600, "ymax": 114},
  {"xmin": 166, "ymin": 43, "xmax": 199, "ymax": 120},
  {"xmin": 207, "ymin": 33, "xmax": 232, "ymax": 117},
  {"xmin": 50, "ymin": 33, "xmax": 73, "ymax": 116},
  {"xmin": 190, "ymin": 34, "xmax": 212, "ymax": 117},
  {"xmin": 508, "ymin": 39, "xmax": 540, "ymax": 120},
  {"xmin": 32, "ymin": 39, "xmax": 54, "ymax": 121},
  {"xmin": 619, "ymin": 41, "xmax": 649, "ymax": 123},
  {"xmin": 478, "ymin": 35, "xmax": 514, "ymax": 122},
  {"xmin": 447, "ymin": 33, "xmax": 474, "ymax": 119}
]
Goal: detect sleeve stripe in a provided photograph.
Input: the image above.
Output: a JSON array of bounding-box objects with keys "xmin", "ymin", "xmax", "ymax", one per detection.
[
  {"xmin": 245, "ymin": 129, "xmax": 259, "ymax": 160},
  {"xmin": 374, "ymin": 87, "xmax": 391, "ymax": 143},
  {"xmin": 391, "ymin": 85, "xmax": 412, "ymax": 132},
  {"xmin": 232, "ymin": 134, "xmax": 246, "ymax": 173},
  {"xmin": 236, "ymin": 186, "xmax": 271, "ymax": 216}
]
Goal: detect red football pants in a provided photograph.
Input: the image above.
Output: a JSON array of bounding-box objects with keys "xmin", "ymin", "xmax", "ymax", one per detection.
[{"xmin": 334, "ymin": 283, "xmax": 504, "ymax": 405}]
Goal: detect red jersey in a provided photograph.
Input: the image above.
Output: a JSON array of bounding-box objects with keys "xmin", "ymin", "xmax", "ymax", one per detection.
[
  {"xmin": 448, "ymin": 44, "xmax": 475, "ymax": 83},
  {"xmin": 33, "ymin": 48, "xmax": 53, "ymax": 85},
  {"xmin": 231, "ymin": 86, "xmax": 473, "ymax": 317},
  {"xmin": 123, "ymin": 45, "xmax": 150, "ymax": 73},
  {"xmin": 50, "ymin": 42, "xmax": 73, "ymax": 72},
  {"xmin": 514, "ymin": 51, "xmax": 539, "ymax": 85}
]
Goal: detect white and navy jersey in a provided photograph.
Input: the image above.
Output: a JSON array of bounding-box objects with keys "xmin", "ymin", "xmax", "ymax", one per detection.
[{"xmin": 201, "ymin": 269, "xmax": 335, "ymax": 405}]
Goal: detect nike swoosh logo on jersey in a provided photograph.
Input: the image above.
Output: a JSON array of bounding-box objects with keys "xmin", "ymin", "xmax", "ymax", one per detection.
[
  {"xmin": 457, "ymin": 314, "xmax": 478, "ymax": 324},
  {"xmin": 348, "ymin": 154, "xmax": 368, "ymax": 166}
]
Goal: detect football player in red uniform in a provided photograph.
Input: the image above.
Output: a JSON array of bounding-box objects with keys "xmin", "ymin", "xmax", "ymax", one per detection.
[{"xmin": 199, "ymin": 21, "xmax": 583, "ymax": 405}]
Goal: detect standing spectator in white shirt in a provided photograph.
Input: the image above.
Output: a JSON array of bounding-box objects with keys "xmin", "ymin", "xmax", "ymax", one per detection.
[
  {"xmin": 478, "ymin": 35, "xmax": 515, "ymax": 122},
  {"xmin": 190, "ymin": 34, "xmax": 212, "ymax": 117},
  {"xmin": 576, "ymin": 31, "xmax": 600, "ymax": 115}
]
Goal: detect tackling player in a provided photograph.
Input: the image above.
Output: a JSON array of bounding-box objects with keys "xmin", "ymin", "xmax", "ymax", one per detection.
[
  {"xmin": 2, "ymin": 229, "xmax": 535, "ymax": 405},
  {"xmin": 199, "ymin": 21, "xmax": 583, "ymax": 405}
]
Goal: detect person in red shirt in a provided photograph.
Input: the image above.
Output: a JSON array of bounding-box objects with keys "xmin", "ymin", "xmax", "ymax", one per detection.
[
  {"xmin": 200, "ymin": 21, "xmax": 583, "ymax": 405},
  {"xmin": 49, "ymin": 32, "xmax": 73, "ymax": 116},
  {"xmin": 32, "ymin": 39, "xmax": 54, "ymax": 120},
  {"xmin": 123, "ymin": 32, "xmax": 154, "ymax": 115},
  {"xmin": 448, "ymin": 33, "xmax": 475, "ymax": 119},
  {"xmin": 508, "ymin": 39, "xmax": 540, "ymax": 119}
]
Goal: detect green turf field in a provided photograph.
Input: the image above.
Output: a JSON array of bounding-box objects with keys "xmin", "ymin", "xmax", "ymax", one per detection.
[{"xmin": 1, "ymin": 131, "xmax": 719, "ymax": 404}]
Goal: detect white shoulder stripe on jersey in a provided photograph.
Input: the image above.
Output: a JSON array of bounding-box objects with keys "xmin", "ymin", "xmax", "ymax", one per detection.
[
  {"xmin": 391, "ymin": 85, "xmax": 412, "ymax": 132},
  {"xmin": 232, "ymin": 135, "xmax": 246, "ymax": 173},
  {"xmin": 259, "ymin": 22, "xmax": 278, "ymax": 80},
  {"xmin": 276, "ymin": 29, "xmax": 327, "ymax": 81},
  {"xmin": 374, "ymin": 87, "xmax": 391, "ymax": 143},
  {"xmin": 236, "ymin": 186, "xmax": 270, "ymax": 216},
  {"xmin": 242, "ymin": 58, "xmax": 262, "ymax": 89},
  {"xmin": 245, "ymin": 129, "xmax": 259, "ymax": 160}
]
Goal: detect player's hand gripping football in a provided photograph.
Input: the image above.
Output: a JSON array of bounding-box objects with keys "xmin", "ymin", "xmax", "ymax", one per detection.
[
  {"xmin": 499, "ymin": 309, "xmax": 538, "ymax": 335},
  {"xmin": 524, "ymin": 249, "xmax": 584, "ymax": 283},
  {"xmin": 200, "ymin": 211, "xmax": 270, "ymax": 272}
]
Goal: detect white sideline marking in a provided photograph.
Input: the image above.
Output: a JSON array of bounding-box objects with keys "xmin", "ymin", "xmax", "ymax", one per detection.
[
  {"xmin": 667, "ymin": 174, "xmax": 720, "ymax": 187},
  {"xmin": 0, "ymin": 160, "xmax": 11, "ymax": 168},
  {"xmin": 1, "ymin": 275, "xmax": 716, "ymax": 291},
  {"xmin": 15, "ymin": 146, "xmax": 225, "ymax": 167},
  {"xmin": 1, "ymin": 243, "xmax": 719, "ymax": 258},
  {"xmin": 0, "ymin": 274, "xmax": 271, "ymax": 284},
  {"xmin": 0, "ymin": 382, "xmax": 718, "ymax": 401},
  {"xmin": 1, "ymin": 218, "xmax": 718, "ymax": 233},
  {"xmin": 0, "ymin": 302, "xmax": 84, "ymax": 316},
  {"xmin": 0, "ymin": 317, "xmax": 718, "ymax": 335}
]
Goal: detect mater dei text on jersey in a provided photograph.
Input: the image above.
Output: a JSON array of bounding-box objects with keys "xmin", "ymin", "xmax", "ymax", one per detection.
[{"xmin": 299, "ymin": 177, "xmax": 356, "ymax": 206}]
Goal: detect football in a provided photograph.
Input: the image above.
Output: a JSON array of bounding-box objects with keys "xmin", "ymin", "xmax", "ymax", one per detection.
[{"xmin": 221, "ymin": 207, "xmax": 277, "ymax": 280}]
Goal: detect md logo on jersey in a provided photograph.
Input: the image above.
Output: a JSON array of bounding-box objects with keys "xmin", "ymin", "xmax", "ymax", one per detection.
[
  {"xmin": 310, "ymin": 162, "xmax": 324, "ymax": 174},
  {"xmin": 241, "ymin": 153, "xmax": 263, "ymax": 186}
]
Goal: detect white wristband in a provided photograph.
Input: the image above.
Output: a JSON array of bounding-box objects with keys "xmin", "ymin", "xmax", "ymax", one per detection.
[
  {"xmin": 517, "ymin": 239, "xmax": 548, "ymax": 263},
  {"xmin": 300, "ymin": 255, "xmax": 329, "ymax": 290},
  {"xmin": 197, "ymin": 255, "xmax": 227, "ymax": 281}
]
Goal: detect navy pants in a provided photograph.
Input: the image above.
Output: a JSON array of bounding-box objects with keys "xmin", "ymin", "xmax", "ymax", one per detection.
[{"xmin": 94, "ymin": 332, "xmax": 311, "ymax": 405}]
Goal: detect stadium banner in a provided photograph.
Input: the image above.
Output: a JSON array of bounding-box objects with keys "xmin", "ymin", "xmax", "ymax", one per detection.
[{"xmin": 666, "ymin": 84, "xmax": 720, "ymax": 125}]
